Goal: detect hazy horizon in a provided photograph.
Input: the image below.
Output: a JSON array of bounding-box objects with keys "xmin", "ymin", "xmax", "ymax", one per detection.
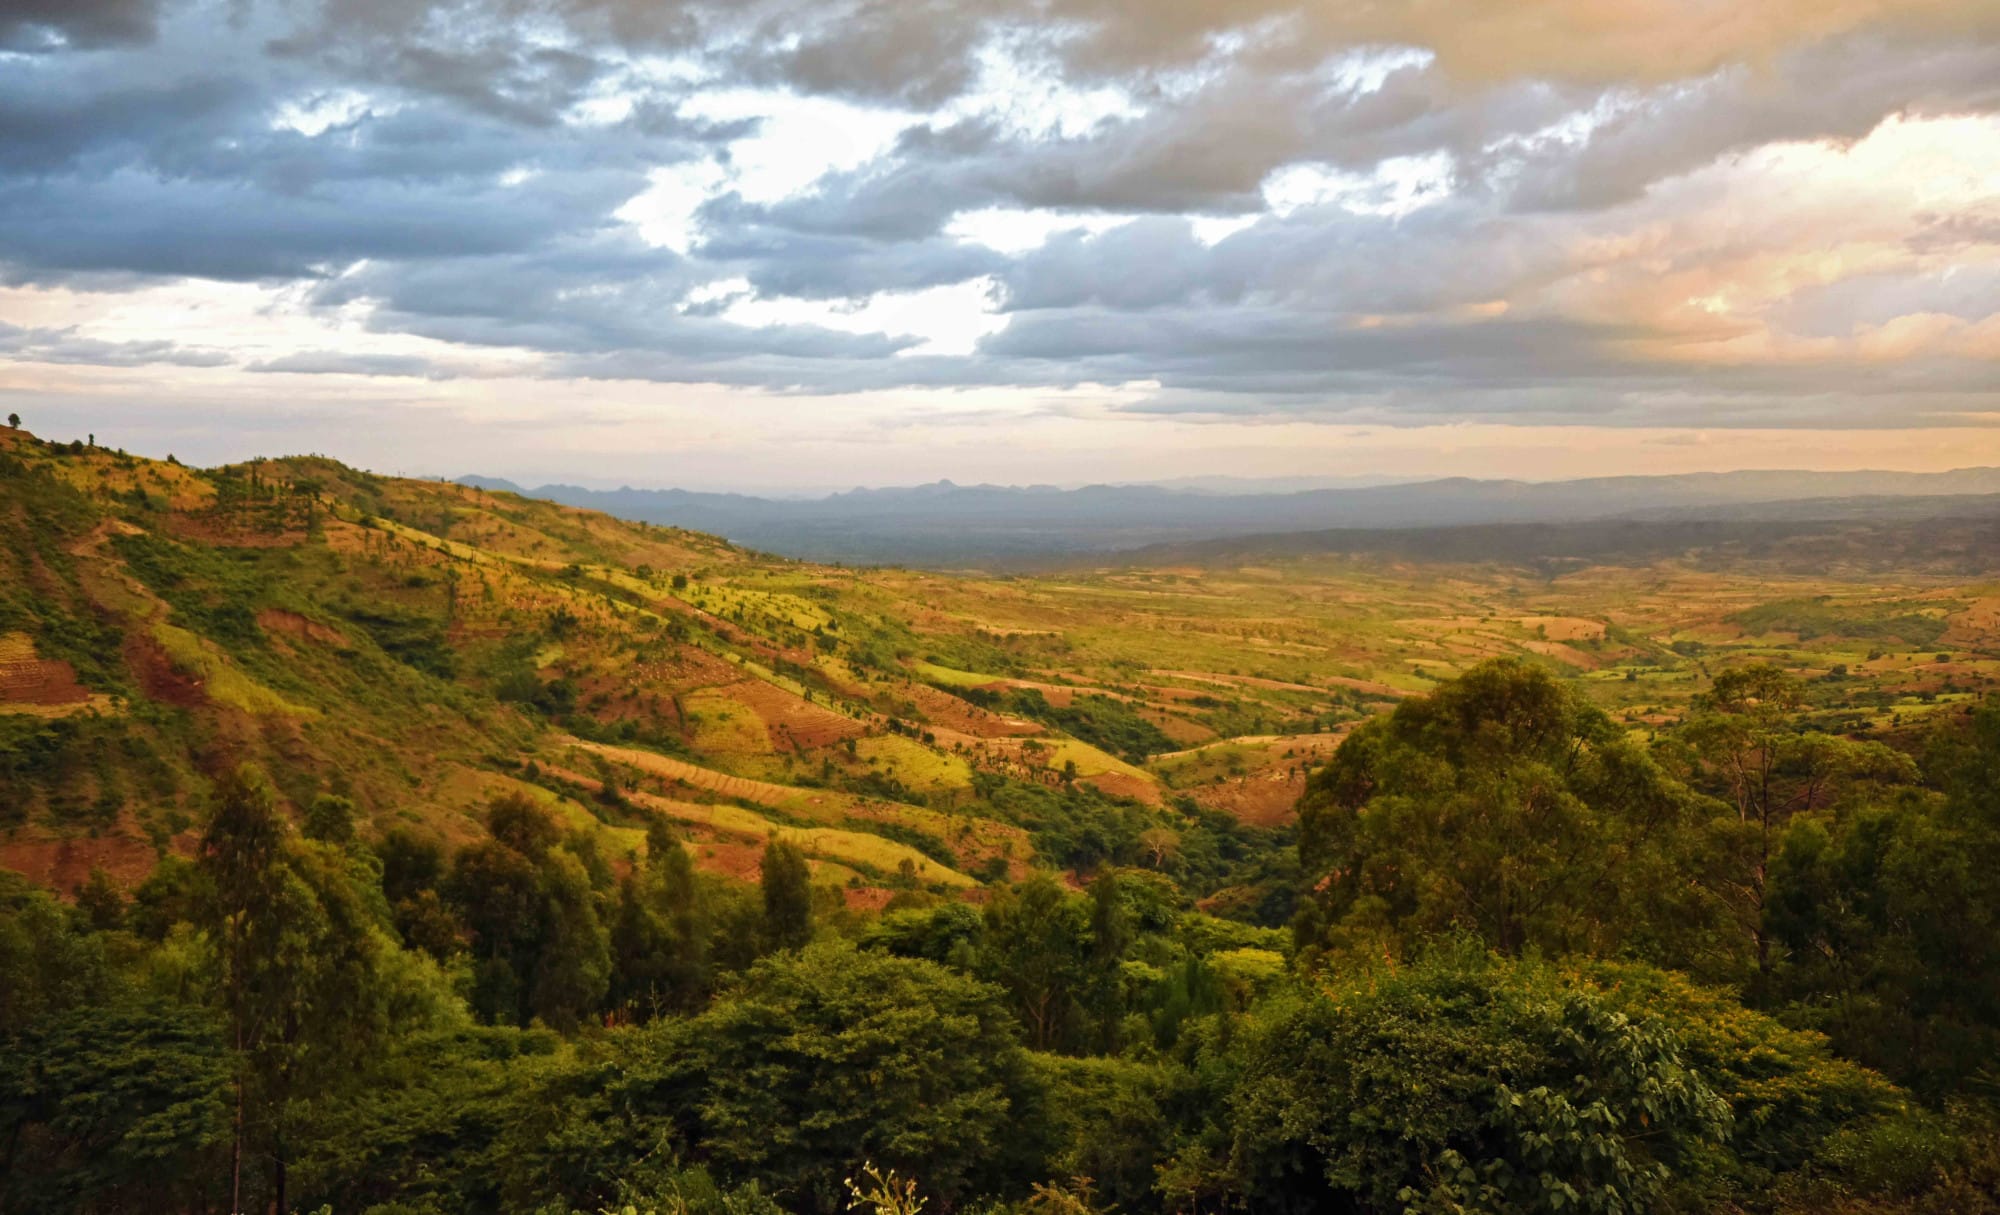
[
  {"xmin": 455, "ymin": 462, "xmax": 2000, "ymax": 500},
  {"xmin": 17, "ymin": 413, "xmax": 2000, "ymax": 499},
  {"xmin": 17, "ymin": 413, "xmax": 2000, "ymax": 497}
]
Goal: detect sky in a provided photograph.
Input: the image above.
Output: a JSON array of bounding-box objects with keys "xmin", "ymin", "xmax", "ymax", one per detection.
[{"xmin": 1, "ymin": 0, "xmax": 1997, "ymax": 492}]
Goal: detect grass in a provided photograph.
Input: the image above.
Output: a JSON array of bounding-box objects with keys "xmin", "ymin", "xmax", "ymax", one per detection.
[
  {"xmin": 682, "ymin": 689, "xmax": 771, "ymax": 757},
  {"xmin": 622, "ymin": 786, "xmax": 976, "ymax": 886},
  {"xmin": 151, "ymin": 622, "xmax": 316, "ymax": 719},
  {"xmin": 852, "ymin": 734, "xmax": 974, "ymax": 791},
  {"xmin": 1036, "ymin": 736, "xmax": 1156, "ymax": 781},
  {"xmin": 1154, "ymin": 741, "xmax": 1270, "ymax": 787},
  {"xmin": 911, "ymin": 660, "xmax": 1003, "ymax": 688}
]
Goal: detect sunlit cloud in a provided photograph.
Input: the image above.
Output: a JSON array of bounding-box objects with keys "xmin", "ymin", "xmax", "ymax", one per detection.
[{"xmin": 0, "ymin": 0, "xmax": 1995, "ymax": 485}]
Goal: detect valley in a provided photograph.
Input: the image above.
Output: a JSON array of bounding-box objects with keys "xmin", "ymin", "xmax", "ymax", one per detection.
[{"xmin": 7, "ymin": 425, "xmax": 1995, "ymax": 907}]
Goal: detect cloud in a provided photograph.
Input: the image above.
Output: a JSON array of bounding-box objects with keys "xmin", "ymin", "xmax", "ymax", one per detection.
[
  {"xmin": 0, "ymin": 0, "xmax": 1994, "ymax": 438},
  {"xmin": 0, "ymin": 0, "xmax": 159, "ymax": 51},
  {"xmin": 0, "ymin": 321, "xmax": 232, "ymax": 368},
  {"xmin": 246, "ymin": 351, "xmax": 460, "ymax": 378}
]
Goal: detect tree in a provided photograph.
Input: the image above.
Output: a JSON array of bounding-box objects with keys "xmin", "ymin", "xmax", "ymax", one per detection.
[
  {"xmin": 759, "ymin": 838, "xmax": 813, "ymax": 953},
  {"xmin": 200, "ymin": 766, "xmax": 288, "ymax": 1213},
  {"xmin": 1027, "ymin": 1053, "xmax": 1176, "ymax": 1213},
  {"xmin": 1295, "ymin": 659, "xmax": 1713, "ymax": 965},
  {"xmin": 452, "ymin": 838, "xmax": 543, "ymax": 1023},
  {"xmin": 303, "ymin": 793, "xmax": 358, "ymax": 845},
  {"xmin": 610, "ymin": 826, "xmax": 713, "ymax": 1018},
  {"xmin": 72, "ymin": 866, "xmax": 125, "ymax": 932},
  {"xmin": 286, "ymin": 1023, "xmax": 559, "ymax": 1215},
  {"xmin": 0, "ymin": 873, "xmax": 116, "ymax": 1037},
  {"xmin": 0, "ymin": 1000, "xmax": 232, "ymax": 1213},
  {"xmin": 1138, "ymin": 826, "xmax": 1180, "ymax": 869},
  {"xmin": 1224, "ymin": 946, "xmax": 1732, "ymax": 1215},
  {"xmin": 1084, "ymin": 872, "xmax": 1133, "ymax": 1049},
  {"xmin": 978, "ymin": 873, "xmax": 1092, "ymax": 1052},
  {"xmin": 199, "ymin": 765, "xmax": 384, "ymax": 1214},
  {"xmin": 448, "ymin": 796, "xmax": 610, "ymax": 1030},
  {"xmin": 488, "ymin": 791, "xmax": 561, "ymax": 858},
  {"xmin": 529, "ymin": 850, "xmax": 611, "ymax": 1031},
  {"xmin": 377, "ymin": 827, "xmax": 459, "ymax": 958},
  {"xmin": 1667, "ymin": 664, "xmax": 1917, "ymax": 988},
  {"xmin": 126, "ymin": 854, "xmax": 209, "ymax": 941},
  {"xmin": 860, "ymin": 901, "xmax": 983, "ymax": 965},
  {"xmin": 378, "ymin": 827, "xmax": 445, "ymax": 905},
  {"xmin": 5, "ymin": 412, "xmax": 18, "ymax": 429},
  {"xmin": 1763, "ymin": 697, "xmax": 2000, "ymax": 1095},
  {"xmin": 634, "ymin": 941, "xmax": 1036, "ymax": 1212}
]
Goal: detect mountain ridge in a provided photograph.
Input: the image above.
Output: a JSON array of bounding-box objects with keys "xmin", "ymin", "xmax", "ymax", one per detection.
[{"xmin": 456, "ymin": 467, "xmax": 2000, "ymax": 564}]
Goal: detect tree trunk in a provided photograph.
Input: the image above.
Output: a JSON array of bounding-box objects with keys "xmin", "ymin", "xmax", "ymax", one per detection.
[
  {"xmin": 272, "ymin": 1140, "xmax": 286, "ymax": 1215},
  {"xmin": 230, "ymin": 1069, "xmax": 244, "ymax": 1215}
]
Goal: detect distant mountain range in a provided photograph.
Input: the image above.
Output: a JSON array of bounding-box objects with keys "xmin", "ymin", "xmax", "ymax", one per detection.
[
  {"xmin": 1100, "ymin": 494, "xmax": 2000, "ymax": 575},
  {"xmin": 456, "ymin": 468, "xmax": 2000, "ymax": 565}
]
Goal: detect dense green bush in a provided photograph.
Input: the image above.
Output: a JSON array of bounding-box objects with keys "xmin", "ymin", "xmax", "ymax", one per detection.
[
  {"xmin": 1222, "ymin": 946, "xmax": 1732, "ymax": 1214},
  {"xmin": 1294, "ymin": 658, "xmax": 1719, "ymax": 965}
]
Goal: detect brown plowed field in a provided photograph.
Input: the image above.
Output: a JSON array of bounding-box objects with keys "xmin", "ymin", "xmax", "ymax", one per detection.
[
  {"xmin": 900, "ymin": 681, "xmax": 1043, "ymax": 737},
  {"xmin": 721, "ymin": 678, "xmax": 865, "ymax": 750},
  {"xmin": 0, "ymin": 657, "xmax": 89, "ymax": 704}
]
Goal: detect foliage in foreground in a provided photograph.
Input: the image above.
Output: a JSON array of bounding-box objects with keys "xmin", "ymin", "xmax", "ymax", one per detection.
[{"xmin": 8, "ymin": 662, "xmax": 2000, "ymax": 1213}]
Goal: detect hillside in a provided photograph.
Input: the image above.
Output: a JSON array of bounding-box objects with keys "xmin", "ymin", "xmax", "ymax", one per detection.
[
  {"xmin": 10, "ymin": 425, "xmax": 2000, "ymax": 908},
  {"xmin": 0, "ymin": 427, "xmax": 1264, "ymax": 905}
]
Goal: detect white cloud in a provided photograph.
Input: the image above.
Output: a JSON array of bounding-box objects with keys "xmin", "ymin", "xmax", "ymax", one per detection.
[
  {"xmin": 683, "ymin": 89, "xmax": 913, "ymax": 203},
  {"xmin": 1189, "ymin": 214, "xmax": 1261, "ymax": 244},
  {"xmin": 945, "ymin": 207, "xmax": 1134, "ymax": 253},
  {"xmin": 682, "ymin": 276, "xmax": 753, "ymax": 309},
  {"xmin": 943, "ymin": 31, "xmax": 1146, "ymax": 140},
  {"xmin": 1263, "ymin": 151, "xmax": 1456, "ymax": 218},
  {"xmin": 1316, "ymin": 45, "xmax": 1436, "ymax": 96},
  {"xmin": 270, "ymin": 89, "xmax": 386, "ymax": 136},
  {"xmin": 722, "ymin": 277, "xmax": 1005, "ymax": 356},
  {"xmin": 618, "ymin": 161, "xmax": 731, "ymax": 252}
]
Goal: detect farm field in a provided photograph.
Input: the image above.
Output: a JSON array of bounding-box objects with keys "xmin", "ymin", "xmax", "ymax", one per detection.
[{"xmin": 4, "ymin": 424, "xmax": 1997, "ymax": 909}]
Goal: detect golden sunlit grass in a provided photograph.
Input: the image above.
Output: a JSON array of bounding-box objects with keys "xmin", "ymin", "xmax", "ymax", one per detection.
[{"xmin": 152, "ymin": 622, "xmax": 315, "ymax": 719}]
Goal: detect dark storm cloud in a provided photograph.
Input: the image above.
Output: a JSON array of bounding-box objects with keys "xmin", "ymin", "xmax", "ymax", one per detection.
[
  {"xmin": 0, "ymin": 0, "xmax": 160, "ymax": 50},
  {"xmin": 0, "ymin": 0, "xmax": 1995, "ymax": 423}
]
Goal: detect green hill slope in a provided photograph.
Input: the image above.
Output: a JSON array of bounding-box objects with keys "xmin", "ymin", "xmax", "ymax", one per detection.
[{"xmin": 0, "ymin": 428, "xmax": 1221, "ymax": 903}]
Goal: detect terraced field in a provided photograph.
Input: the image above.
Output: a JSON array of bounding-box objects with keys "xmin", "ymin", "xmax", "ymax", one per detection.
[{"xmin": 5, "ymin": 424, "xmax": 1999, "ymax": 914}]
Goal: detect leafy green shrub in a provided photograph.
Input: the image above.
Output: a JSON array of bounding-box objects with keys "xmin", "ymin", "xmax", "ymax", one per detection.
[
  {"xmin": 1580, "ymin": 961, "xmax": 1904, "ymax": 1202},
  {"xmin": 1729, "ymin": 599, "xmax": 1948, "ymax": 647},
  {"xmin": 343, "ymin": 604, "xmax": 457, "ymax": 678},
  {"xmin": 573, "ymin": 940, "xmax": 1042, "ymax": 1214},
  {"xmin": 1224, "ymin": 946, "xmax": 1732, "ymax": 1214}
]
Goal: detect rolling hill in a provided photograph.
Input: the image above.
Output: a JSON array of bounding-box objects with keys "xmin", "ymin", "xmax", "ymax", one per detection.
[
  {"xmin": 8, "ymin": 425, "xmax": 2000, "ymax": 913},
  {"xmin": 0, "ymin": 428, "xmax": 1257, "ymax": 905}
]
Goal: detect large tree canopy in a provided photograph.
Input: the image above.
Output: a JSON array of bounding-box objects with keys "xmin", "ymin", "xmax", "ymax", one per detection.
[
  {"xmin": 1295, "ymin": 659, "xmax": 1718, "ymax": 964},
  {"xmin": 1226, "ymin": 948, "xmax": 1733, "ymax": 1215}
]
